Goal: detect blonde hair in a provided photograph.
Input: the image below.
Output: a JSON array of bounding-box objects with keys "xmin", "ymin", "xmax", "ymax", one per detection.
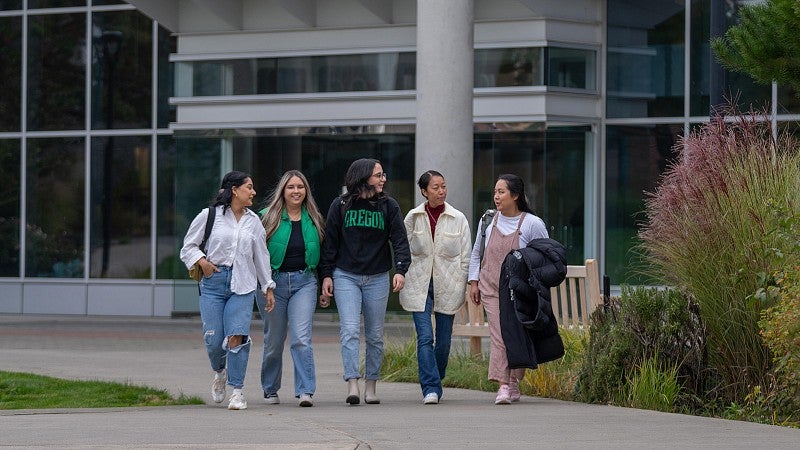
[{"xmin": 261, "ymin": 170, "xmax": 325, "ymax": 242}]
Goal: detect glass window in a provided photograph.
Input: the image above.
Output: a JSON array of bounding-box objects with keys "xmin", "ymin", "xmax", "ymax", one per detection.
[
  {"xmin": 26, "ymin": 137, "xmax": 85, "ymax": 278},
  {"xmin": 90, "ymin": 136, "xmax": 151, "ymax": 278},
  {"xmin": 691, "ymin": 0, "xmax": 771, "ymax": 116},
  {"xmin": 607, "ymin": 0, "xmax": 685, "ymax": 118},
  {"xmin": 473, "ymin": 127, "xmax": 587, "ymax": 264},
  {"xmin": 547, "ymin": 48, "xmax": 596, "ymax": 90},
  {"xmin": 0, "ymin": 17, "xmax": 21, "ymax": 132},
  {"xmin": 475, "ymin": 47, "xmax": 542, "ymax": 87},
  {"xmin": 157, "ymin": 25, "xmax": 176, "ymax": 128},
  {"xmin": 156, "ymin": 135, "xmax": 177, "ymax": 279},
  {"xmin": 777, "ymin": 84, "xmax": 800, "ymax": 115},
  {"xmin": 1, "ymin": 1, "xmax": 22, "ymax": 10},
  {"xmin": 91, "ymin": 11, "xmax": 153, "ymax": 130},
  {"xmin": 176, "ymin": 52, "xmax": 417, "ymax": 96},
  {"xmin": 27, "ymin": 13, "xmax": 86, "ymax": 131},
  {"xmin": 28, "ymin": 0, "xmax": 85, "ymax": 7},
  {"xmin": 0, "ymin": 139, "xmax": 20, "ymax": 277},
  {"xmin": 605, "ymin": 124, "xmax": 682, "ymax": 284}
]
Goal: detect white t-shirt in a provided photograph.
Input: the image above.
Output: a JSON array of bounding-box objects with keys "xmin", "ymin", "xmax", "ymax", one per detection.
[{"xmin": 467, "ymin": 212, "xmax": 548, "ymax": 282}]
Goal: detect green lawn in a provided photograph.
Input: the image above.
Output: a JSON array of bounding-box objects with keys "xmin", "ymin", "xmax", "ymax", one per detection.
[{"xmin": 0, "ymin": 371, "xmax": 204, "ymax": 409}]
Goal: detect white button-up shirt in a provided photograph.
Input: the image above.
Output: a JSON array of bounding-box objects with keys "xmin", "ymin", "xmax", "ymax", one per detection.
[{"xmin": 180, "ymin": 205, "xmax": 275, "ymax": 294}]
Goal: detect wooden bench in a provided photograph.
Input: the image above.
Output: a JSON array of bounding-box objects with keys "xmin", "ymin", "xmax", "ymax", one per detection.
[{"xmin": 452, "ymin": 258, "xmax": 602, "ymax": 357}]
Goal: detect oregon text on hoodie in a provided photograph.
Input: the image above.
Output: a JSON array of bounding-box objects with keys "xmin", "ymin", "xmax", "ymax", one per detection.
[{"xmin": 319, "ymin": 195, "xmax": 411, "ymax": 279}]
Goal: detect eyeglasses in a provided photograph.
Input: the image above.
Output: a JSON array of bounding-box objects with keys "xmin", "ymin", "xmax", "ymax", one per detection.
[{"xmin": 372, "ymin": 172, "xmax": 388, "ymax": 180}]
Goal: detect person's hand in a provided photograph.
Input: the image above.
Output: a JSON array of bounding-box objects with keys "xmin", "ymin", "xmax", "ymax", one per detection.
[
  {"xmin": 321, "ymin": 277, "xmax": 334, "ymax": 297},
  {"xmin": 319, "ymin": 294, "xmax": 331, "ymax": 308},
  {"xmin": 200, "ymin": 257, "xmax": 219, "ymax": 277},
  {"xmin": 469, "ymin": 281, "xmax": 481, "ymax": 305},
  {"xmin": 392, "ymin": 274, "xmax": 405, "ymax": 292},
  {"xmin": 263, "ymin": 289, "xmax": 275, "ymax": 313}
]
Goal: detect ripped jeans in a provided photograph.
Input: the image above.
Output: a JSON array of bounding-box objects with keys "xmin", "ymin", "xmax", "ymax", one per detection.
[{"xmin": 199, "ymin": 266, "xmax": 254, "ymax": 389}]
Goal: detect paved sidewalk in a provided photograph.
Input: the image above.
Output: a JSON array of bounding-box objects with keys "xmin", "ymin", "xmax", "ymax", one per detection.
[{"xmin": 1, "ymin": 314, "xmax": 799, "ymax": 449}]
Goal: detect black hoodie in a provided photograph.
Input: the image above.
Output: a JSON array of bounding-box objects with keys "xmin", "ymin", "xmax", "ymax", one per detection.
[{"xmin": 319, "ymin": 195, "xmax": 411, "ymax": 279}]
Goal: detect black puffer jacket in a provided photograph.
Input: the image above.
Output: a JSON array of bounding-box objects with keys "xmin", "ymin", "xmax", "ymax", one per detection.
[{"xmin": 499, "ymin": 238, "xmax": 567, "ymax": 369}]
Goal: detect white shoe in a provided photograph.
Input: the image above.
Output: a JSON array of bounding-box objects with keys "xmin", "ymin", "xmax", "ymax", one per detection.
[
  {"xmin": 423, "ymin": 393, "xmax": 439, "ymax": 405},
  {"xmin": 228, "ymin": 390, "xmax": 247, "ymax": 410},
  {"xmin": 211, "ymin": 369, "xmax": 226, "ymax": 403},
  {"xmin": 264, "ymin": 393, "xmax": 280, "ymax": 405},
  {"xmin": 495, "ymin": 385, "xmax": 511, "ymax": 405},
  {"xmin": 298, "ymin": 394, "xmax": 313, "ymax": 407}
]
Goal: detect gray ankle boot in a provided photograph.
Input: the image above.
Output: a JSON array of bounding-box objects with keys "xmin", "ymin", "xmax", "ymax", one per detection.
[
  {"xmin": 346, "ymin": 378, "xmax": 360, "ymax": 405},
  {"xmin": 364, "ymin": 379, "xmax": 380, "ymax": 404}
]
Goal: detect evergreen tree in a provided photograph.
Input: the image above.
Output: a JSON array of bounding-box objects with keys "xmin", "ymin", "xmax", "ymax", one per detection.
[{"xmin": 711, "ymin": 0, "xmax": 800, "ymax": 94}]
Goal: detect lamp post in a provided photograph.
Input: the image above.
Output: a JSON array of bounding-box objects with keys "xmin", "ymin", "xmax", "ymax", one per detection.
[{"xmin": 99, "ymin": 30, "xmax": 122, "ymax": 277}]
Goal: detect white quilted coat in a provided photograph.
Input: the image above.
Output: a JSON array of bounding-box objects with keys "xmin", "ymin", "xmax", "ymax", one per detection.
[{"xmin": 399, "ymin": 202, "xmax": 471, "ymax": 314}]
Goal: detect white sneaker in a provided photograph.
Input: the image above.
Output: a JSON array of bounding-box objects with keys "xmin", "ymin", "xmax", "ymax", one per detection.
[
  {"xmin": 211, "ymin": 369, "xmax": 226, "ymax": 403},
  {"xmin": 264, "ymin": 393, "xmax": 280, "ymax": 405},
  {"xmin": 495, "ymin": 384, "xmax": 511, "ymax": 405},
  {"xmin": 298, "ymin": 394, "xmax": 313, "ymax": 407},
  {"xmin": 228, "ymin": 390, "xmax": 247, "ymax": 410},
  {"xmin": 423, "ymin": 393, "xmax": 439, "ymax": 405}
]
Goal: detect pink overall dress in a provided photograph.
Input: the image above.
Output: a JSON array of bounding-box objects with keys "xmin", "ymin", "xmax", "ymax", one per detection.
[{"xmin": 479, "ymin": 213, "xmax": 527, "ymax": 384}]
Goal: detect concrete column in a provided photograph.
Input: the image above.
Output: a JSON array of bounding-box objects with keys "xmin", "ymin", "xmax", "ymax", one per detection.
[{"xmin": 416, "ymin": 0, "xmax": 474, "ymax": 223}]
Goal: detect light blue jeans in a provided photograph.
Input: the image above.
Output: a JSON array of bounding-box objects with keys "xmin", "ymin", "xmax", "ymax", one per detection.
[
  {"xmin": 198, "ymin": 266, "xmax": 254, "ymax": 389},
  {"xmin": 256, "ymin": 269, "xmax": 318, "ymax": 397},
  {"xmin": 333, "ymin": 268, "xmax": 390, "ymax": 381},
  {"xmin": 412, "ymin": 280, "xmax": 454, "ymax": 398}
]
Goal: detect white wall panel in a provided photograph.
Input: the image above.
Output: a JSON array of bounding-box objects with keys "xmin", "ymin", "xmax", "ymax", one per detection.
[
  {"xmin": 153, "ymin": 285, "xmax": 175, "ymax": 317},
  {"xmin": 0, "ymin": 282, "xmax": 23, "ymax": 314},
  {"xmin": 88, "ymin": 285, "xmax": 154, "ymax": 316},
  {"xmin": 23, "ymin": 284, "xmax": 87, "ymax": 315},
  {"xmin": 173, "ymin": 95, "xmax": 416, "ymax": 128},
  {"xmin": 177, "ymin": 26, "xmax": 416, "ymax": 57}
]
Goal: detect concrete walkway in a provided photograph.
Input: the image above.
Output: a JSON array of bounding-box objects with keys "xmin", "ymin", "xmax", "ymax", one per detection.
[{"xmin": 1, "ymin": 314, "xmax": 798, "ymax": 449}]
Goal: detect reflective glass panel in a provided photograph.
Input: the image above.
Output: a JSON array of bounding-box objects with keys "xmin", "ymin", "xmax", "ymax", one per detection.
[
  {"xmin": 90, "ymin": 135, "xmax": 151, "ymax": 278},
  {"xmin": 91, "ymin": 11, "xmax": 152, "ymax": 130},
  {"xmin": 0, "ymin": 139, "xmax": 20, "ymax": 276},
  {"xmin": 176, "ymin": 52, "xmax": 416, "ymax": 96},
  {"xmin": 156, "ymin": 135, "xmax": 177, "ymax": 279},
  {"xmin": 777, "ymin": 84, "xmax": 800, "ymax": 114},
  {"xmin": 0, "ymin": 1, "xmax": 22, "ymax": 10},
  {"xmin": 607, "ymin": 0, "xmax": 685, "ymax": 118},
  {"xmin": 605, "ymin": 124, "xmax": 682, "ymax": 284},
  {"xmin": 475, "ymin": 47, "xmax": 542, "ymax": 87},
  {"xmin": 0, "ymin": 17, "xmax": 21, "ymax": 131},
  {"xmin": 547, "ymin": 48, "xmax": 596, "ymax": 90},
  {"xmin": 473, "ymin": 127, "xmax": 587, "ymax": 264},
  {"xmin": 26, "ymin": 137, "xmax": 85, "ymax": 278},
  {"xmin": 27, "ymin": 13, "xmax": 86, "ymax": 131},
  {"xmin": 692, "ymin": 0, "xmax": 771, "ymax": 115},
  {"xmin": 28, "ymin": 0, "xmax": 85, "ymax": 7},
  {"xmin": 157, "ymin": 25, "xmax": 177, "ymax": 128}
]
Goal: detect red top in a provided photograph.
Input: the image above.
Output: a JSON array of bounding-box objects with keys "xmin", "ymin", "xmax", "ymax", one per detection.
[{"xmin": 425, "ymin": 203, "xmax": 445, "ymax": 239}]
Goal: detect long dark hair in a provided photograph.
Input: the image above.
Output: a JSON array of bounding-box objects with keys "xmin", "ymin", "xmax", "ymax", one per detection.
[
  {"xmin": 341, "ymin": 158, "xmax": 385, "ymax": 205},
  {"xmin": 213, "ymin": 170, "xmax": 251, "ymax": 215},
  {"xmin": 497, "ymin": 173, "xmax": 534, "ymax": 214}
]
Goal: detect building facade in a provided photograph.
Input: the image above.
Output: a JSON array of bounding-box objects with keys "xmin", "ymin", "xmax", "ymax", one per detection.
[{"xmin": 1, "ymin": 0, "xmax": 797, "ymax": 316}]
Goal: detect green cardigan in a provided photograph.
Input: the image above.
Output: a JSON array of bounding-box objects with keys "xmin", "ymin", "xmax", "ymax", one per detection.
[{"xmin": 262, "ymin": 207, "xmax": 321, "ymax": 271}]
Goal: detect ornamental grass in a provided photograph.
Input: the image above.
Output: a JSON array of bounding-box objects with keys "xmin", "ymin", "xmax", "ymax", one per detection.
[{"xmin": 637, "ymin": 110, "xmax": 800, "ymax": 402}]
